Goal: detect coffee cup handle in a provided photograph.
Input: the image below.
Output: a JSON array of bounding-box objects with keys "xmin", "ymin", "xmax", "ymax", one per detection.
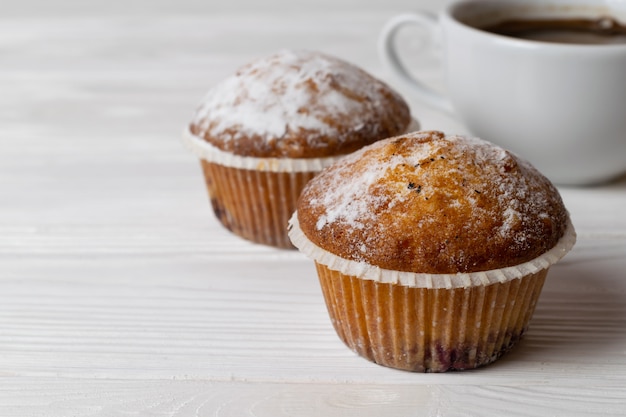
[{"xmin": 378, "ymin": 13, "xmax": 454, "ymax": 114}]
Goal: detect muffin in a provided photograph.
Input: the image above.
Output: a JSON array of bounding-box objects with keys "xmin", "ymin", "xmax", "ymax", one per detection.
[
  {"xmin": 182, "ymin": 49, "xmax": 418, "ymax": 248},
  {"xmin": 288, "ymin": 130, "xmax": 576, "ymax": 372}
]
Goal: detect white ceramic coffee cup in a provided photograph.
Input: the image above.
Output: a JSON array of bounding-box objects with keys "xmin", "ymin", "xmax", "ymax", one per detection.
[{"xmin": 379, "ymin": 0, "xmax": 626, "ymax": 185}]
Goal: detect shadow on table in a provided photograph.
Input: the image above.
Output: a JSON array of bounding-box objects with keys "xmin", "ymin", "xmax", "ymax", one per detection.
[{"xmin": 499, "ymin": 242, "xmax": 626, "ymax": 364}]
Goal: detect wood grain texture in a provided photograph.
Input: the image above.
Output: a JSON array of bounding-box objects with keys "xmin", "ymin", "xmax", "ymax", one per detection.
[
  {"xmin": 1, "ymin": 239, "xmax": 625, "ymax": 385},
  {"xmin": 0, "ymin": 379, "xmax": 624, "ymax": 416},
  {"xmin": 1, "ymin": 0, "xmax": 626, "ymax": 414}
]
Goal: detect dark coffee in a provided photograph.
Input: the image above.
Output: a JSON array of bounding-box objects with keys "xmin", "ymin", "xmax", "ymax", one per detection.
[{"xmin": 481, "ymin": 16, "xmax": 626, "ymax": 44}]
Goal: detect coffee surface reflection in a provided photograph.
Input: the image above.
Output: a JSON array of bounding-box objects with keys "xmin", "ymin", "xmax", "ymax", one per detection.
[{"xmin": 481, "ymin": 16, "xmax": 626, "ymax": 44}]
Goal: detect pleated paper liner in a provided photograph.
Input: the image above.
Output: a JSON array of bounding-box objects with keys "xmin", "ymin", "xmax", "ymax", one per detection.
[
  {"xmin": 182, "ymin": 119, "xmax": 420, "ymax": 248},
  {"xmin": 182, "ymin": 128, "xmax": 341, "ymax": 248},
  {"xmin": 288, "ymin": 214, "xmax": 576, "ymax": 372},
  {"xmin": 200, "ymin": 161, "xmax": 324, "ymax": 248}
]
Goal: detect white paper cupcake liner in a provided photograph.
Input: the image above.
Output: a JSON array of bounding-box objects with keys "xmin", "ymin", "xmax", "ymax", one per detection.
[
  {"xmin": 181, "ymin": 117, "xmax": 420, "ymax": 173},
  {"xmin": 288, "ymin": 212, "xmax": 576, "ymax": 289},
  {"xmin": 315, "ymin": 261, "xmax": 548, "ymax": 371},
  {"xmin": 182, "ymin": 128, "xmax": 342, "ymax": 172},
  {"xmin": 200, "ymin": 160, "xmax": 318, "ymax": 248},
  {"xmin": 183, "ymin": 118, "xmax": 421, "ymax": 248}
]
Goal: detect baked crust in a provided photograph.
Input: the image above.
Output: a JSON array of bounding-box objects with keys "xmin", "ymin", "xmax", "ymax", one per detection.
[
  {"xmin": 296, "ymin": 131, "xmax": 568, "ymax": 274},
  {"xmin": 189, "ymin": 50, "xmax": 410, "ymax": 159}
]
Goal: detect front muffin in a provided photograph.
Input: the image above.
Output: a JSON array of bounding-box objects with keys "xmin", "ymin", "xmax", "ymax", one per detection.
[
  {"xmin": 289, "ymin": 130, "xmax": 576, "ymax": 372},
  {"xmin": 183, "ymin": 49, "xmax": 415, "ymax": 248}
]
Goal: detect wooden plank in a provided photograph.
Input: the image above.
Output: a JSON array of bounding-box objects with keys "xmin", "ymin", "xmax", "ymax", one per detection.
[
  {"xmin": 0, "ymin": 379, "xmax": 623, "ymax": 416},
  {"xmin": 0, "ymin": 236, "xmax": 625, "ymax": 386}
]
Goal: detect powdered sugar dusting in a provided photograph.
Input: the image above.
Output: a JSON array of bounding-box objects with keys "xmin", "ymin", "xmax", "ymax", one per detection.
[
  {"xmin": 313, "ymin": 133, "xmax": 436, "ymax": 230},
  {"xmin": 190, "ymin": 49, "xmax": 410, "ymax": 157},
  {"xmin": 297, "ymin": 131, "xmax": 568, "ymax": 274},
  {"xmin": 194, "ymin": 51, "xmax": 335, "ymax": 138}
]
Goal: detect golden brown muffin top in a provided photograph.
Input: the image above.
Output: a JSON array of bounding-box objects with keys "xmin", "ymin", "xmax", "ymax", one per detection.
[
  {"xmin": 189, "ymin": 50, "xmax": 411, "ymax": 158},
  {"xmin": 296, "ymin": 131, "xmax": 568, "ymax": 274}
]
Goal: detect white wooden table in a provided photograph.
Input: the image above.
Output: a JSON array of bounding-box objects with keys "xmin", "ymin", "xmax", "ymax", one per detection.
[{"xmin": 2, "ymin": 0, "xmax": 626, "ymax": 415}]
